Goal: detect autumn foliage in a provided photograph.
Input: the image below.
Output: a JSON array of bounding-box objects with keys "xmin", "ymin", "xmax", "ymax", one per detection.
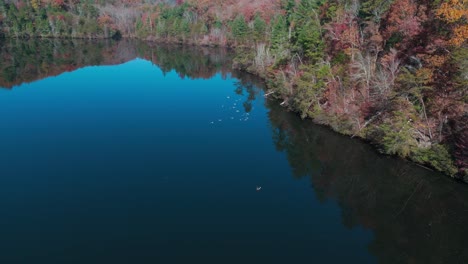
[{"xmin": 0, "ymin": 0, "xmax": 466, "ymax": 179}]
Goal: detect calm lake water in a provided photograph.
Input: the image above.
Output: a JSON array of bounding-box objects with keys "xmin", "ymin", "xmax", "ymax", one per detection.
[{"xmin": 0, "ymin": 39, "xmax": 467, "ymax": 264}]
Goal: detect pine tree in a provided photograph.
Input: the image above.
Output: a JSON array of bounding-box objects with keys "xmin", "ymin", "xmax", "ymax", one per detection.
[
  {"xmin": 253, "ymin": 14, "xmax": 266, "ymax": 42},
  {"xmin": 270, "ymin": 15, "xmax": 288, "ymax": 51},
  {"xmin": 231, "ymin": 15, "xmax": 249, "ymax": 43}
]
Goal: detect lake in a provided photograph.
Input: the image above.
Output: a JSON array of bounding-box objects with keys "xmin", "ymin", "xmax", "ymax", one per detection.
[{"xmin": 0, "ymin": 39, "xmax": 467, "ymax": 264}]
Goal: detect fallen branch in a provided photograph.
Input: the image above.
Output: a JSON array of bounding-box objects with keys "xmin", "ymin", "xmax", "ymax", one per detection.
[{"xmin": 351, "ymin": 111, "xmax": 382, "ymax": 138}]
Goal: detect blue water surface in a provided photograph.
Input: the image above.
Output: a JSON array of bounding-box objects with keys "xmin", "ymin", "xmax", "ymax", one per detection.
[{"xmin": 0, "ymin": 58, "xmax": 375, "ymax": 263}]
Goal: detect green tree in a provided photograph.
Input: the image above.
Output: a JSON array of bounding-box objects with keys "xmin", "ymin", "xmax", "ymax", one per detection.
[
  {"xmin": 292, "ymin": 0, "xmax": 325, "ymax": 61},
  {"xmin": 397, "ymin": 68, "xmax": 434, "ymax": 140},
  {"xmin": 270, "ymin": 15, "xmax": 288, "ymax": 52},
  {"xmin": 231, "ymin": 14, "xmax": 249, "ymax": 43},
  {"xmin": 293, "ymin": 63, "xmax": 331, "ymax": 118},
  {"xmin": 379, "ymin": 110, "xmax": 418, "ymax": 157},
  {"xmin": 281, "ymin": 0, "xmax": 296, "ymax": 27},
  {"xmin": 252, "ymin": 14, "xmax": 266, "ymax": 42}
]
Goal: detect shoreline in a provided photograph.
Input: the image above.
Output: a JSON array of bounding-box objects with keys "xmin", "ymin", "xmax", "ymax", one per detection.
[{"xmin": 2, "ymin": 36, "xmax": 466, "ymax": 183}]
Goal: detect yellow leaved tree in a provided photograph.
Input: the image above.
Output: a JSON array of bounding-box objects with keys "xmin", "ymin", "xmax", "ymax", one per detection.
[{"xmin": 436, "ymin": 0, "xmax": 468, "ymax": 46}]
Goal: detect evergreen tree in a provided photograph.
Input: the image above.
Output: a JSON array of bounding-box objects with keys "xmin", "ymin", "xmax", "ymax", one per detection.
[
  {"xmin": 270, "ymin": 15, "xmax": 288, "ymax": 52},
  {"xmin": 231, "ymin": 15, "xmax": 249, "ymax": 43},
  {"xmin": 292, "ymin": 0, "xmax": 325, "ymax": 61},
  {"xmin": 253, "ymin": 14, "xmax": 266, "ymax": 42}
]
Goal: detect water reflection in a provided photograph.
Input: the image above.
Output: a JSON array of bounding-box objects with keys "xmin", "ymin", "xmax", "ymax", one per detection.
[
  {"xmin": 0, "ymin": 39, "xmax": 233, "ymax": 89},
  {"xmin": 1, "ymin": 39, "xmax": 467, "ymax": 263},
  {"xmin": 265, "ymin": 98, "xmax": 468, "ymax": 263}
]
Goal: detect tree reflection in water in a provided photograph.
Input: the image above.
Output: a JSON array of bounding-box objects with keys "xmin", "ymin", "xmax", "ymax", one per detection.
[
  {"xmin": 0, "ymin": 39, "xmax": 233, "ymax": 89},
  {"xmin": 264, "ymin": 97, "xmax": 468, "ymax": 264}
]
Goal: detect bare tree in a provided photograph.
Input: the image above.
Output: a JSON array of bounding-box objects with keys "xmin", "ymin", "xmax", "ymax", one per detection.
[
  {"xmin": 351, "ymin": 51, "xmax": 376, "ymax": 99},
  {"xmin": 97, "ymin": 4, "xmax": 141, "ymax": 37}
]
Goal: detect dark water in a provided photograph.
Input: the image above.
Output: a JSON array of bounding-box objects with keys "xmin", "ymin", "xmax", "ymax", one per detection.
[{"xmin": 0, "ymin": 39, "xmax": 467, "ymax": 264}]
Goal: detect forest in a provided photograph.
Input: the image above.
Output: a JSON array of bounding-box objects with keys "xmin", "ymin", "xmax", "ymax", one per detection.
[{"xmin": 0, "ymin": 0, "xmax": 466, "ymax": 180}]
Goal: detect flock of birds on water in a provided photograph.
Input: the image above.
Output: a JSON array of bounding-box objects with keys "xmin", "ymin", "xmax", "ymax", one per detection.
[
  {"xmin": 209, "ymin": 94, "xmax": 262, "ymax": 192},
  {"xmin": 210, "ymin": 96, "xmax": 251, "ymax": 124}
]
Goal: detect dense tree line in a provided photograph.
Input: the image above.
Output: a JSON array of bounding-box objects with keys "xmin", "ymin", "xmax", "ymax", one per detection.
[
  {"xmin": 233, "ymin": 0, "xmax": 467, "ymax": 180},
  {"xmin": 0, "ymin": 0, "xmax": 123, "ymax": 38},
  {"xmin": 0, "ymin": 0, "xmax": 466, "ymax": 179}
]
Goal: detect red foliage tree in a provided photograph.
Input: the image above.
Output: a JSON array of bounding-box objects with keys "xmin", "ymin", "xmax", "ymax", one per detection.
[{"xmin": 384, "ymin": 0, "xmax": 426, "ymax": 42}]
